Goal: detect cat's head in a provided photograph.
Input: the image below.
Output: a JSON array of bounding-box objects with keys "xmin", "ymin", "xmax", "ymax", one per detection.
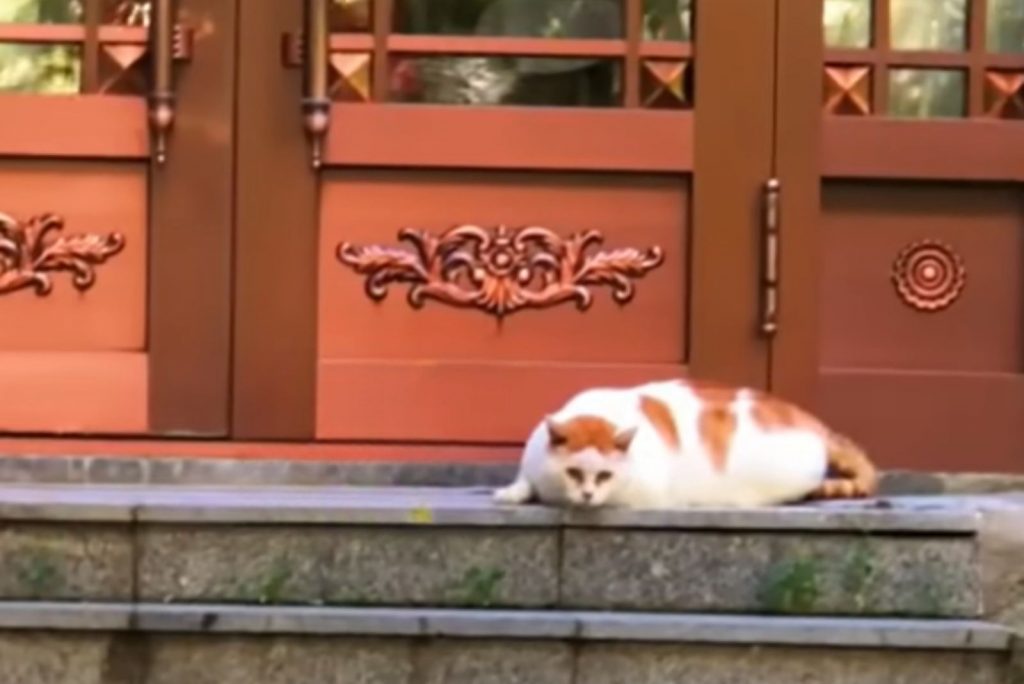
[{"xmin": 545, "ymin": 415, "xmax": 637, "ymax": 507}]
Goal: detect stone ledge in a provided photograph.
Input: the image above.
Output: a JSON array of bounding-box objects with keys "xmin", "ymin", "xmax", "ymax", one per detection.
[
  {"xmin": 0, "ymin": 603, "xmax": 1012, "ymax": 651},
  {"xmin": 0, "ymin": 485, "xmax": 990, "ymax": 533},
  {"xmin": 3, "ymin": 454, "xmax": 1024, "ymax": 498}
]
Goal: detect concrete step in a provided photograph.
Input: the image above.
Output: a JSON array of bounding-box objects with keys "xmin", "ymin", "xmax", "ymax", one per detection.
[
  {"xmin": 1, "ymin": 485, "xmax": 1022, "ymax": 621},
  {"xmin": 0, "ymin": 603, "xmax": 1016, "ymax": 684}
]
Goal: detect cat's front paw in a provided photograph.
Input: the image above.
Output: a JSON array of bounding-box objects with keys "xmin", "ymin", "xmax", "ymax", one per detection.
[{"xmin": 493, "ymin": 480, "xmax": 533, "ymax": 505}]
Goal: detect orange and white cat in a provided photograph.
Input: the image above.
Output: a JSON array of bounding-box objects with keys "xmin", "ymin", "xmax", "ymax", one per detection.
[{"xmin": 493, "ymin": 379, "xmax": 877, "ymax": 509}]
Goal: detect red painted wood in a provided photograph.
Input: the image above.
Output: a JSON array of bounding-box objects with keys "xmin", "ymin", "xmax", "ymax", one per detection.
[
  {"xmin": 0, "ymin": 352, "xmax": 147, "ymax": 434},
  {"xmin": 0, "ymin": 25, "xmax": 146, "ymax": 42},
  {"xmin": 331, "ymin": 34, "xmax": 691, "ymax": 59},
  {"xmin": 325, "ymin": 105, "xmax": 693, "ymax": 171},
  {"xmin": 820, "ymin": 369, "xmax": 1024, "ymax": 473},
  {"xmin": 823, "ymin": 119, "xmax": 1024, "ymax": 181},
  {"xmin": 319, "ymin": 169, "xmax": 687, "ymax": 363},
  {"xmin": 0, "ymin": 161, "xmax": 147, "ymax": 352},
  {"xmin": 317, "ymin": 360, "xmax": 686, "ymax": 442},
  {"xmin": 821, "ymin": 183, "xmax": 1024, "ymax": 373},
  {"xmin": 0, "ymin": 438, "xmax": 519, "ymax": 462},
  {"xmin": 0, "ymin": 97, "xmax": 148, "ymax": 159}
]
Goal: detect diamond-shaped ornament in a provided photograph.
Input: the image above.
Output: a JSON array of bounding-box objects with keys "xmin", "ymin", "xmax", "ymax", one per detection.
[
  {"xmin": 641, "ymin": 59, "xmax": 689, "ymax": 109},
  {"xmin": 329, "ymin": 53, "xmax": 372, "ymax": 102},
  {"xmin": 823, "ymin": 65, "xmax": 871, "ymax": 115},
  {"xmin": 983, "ymin": 71, "xmax": 1024, "ymax": 119}
]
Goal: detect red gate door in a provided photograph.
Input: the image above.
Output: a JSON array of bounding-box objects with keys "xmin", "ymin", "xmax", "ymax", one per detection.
[
  {"xmin": 232, "ymin": 0, "xmax": 779, "ymax": 448},
  {"xmin": 787, "ymin": 0, "xmax": 1024, "ymax": 471},
  {"xmin": 0, "ymin": 0, "xmax": 233, "ymax": 437}
]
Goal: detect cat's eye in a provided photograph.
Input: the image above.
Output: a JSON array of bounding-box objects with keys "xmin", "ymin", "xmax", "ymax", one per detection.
[
  {"xmin": 566, "ymin": 468, "xmax": 584, "ymax": 482},
  {"xmin": 595, "ymin": 471, "xmax": 613, "ymax": 484}
]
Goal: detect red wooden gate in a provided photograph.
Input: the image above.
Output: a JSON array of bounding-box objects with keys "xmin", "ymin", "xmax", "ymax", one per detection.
[
  {"xmin": 0, "ymin": 0, "xmax": 233, "ymax": 437},
  {"xmin": 1, "ymin": 0, "xmax": 1021, "ymax": 473}
]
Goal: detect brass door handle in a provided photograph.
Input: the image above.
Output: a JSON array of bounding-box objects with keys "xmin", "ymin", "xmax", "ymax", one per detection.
[
  {"xmin": 300, "ymin": 0, "xmax": 331, "ymax": 169},
  {"xmin": 760, "ymin": 178, "xmax": 780, "ymax": 337},
  {"xmin": 149, "ymin": 0, "xmax": 193, "ymax": 165}
]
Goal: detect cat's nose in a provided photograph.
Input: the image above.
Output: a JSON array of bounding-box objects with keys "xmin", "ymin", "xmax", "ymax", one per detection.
[{"xmin": 582, "ymin": 491, "xmax": 594, "ymax": 502}]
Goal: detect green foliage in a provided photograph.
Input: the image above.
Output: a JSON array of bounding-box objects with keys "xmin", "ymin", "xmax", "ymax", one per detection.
[
  {"xmin": 757, "ymin": 558, "xmax": 821, "ymax": 614},
  {"xmin": 450, "ymin": 566, "xmax": 505, "ymax": 607}
]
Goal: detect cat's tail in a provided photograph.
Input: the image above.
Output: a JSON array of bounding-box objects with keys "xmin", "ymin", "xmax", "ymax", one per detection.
[{"xmin": 812, "ymin": 432, "xmax": 879, "ymax": 499}]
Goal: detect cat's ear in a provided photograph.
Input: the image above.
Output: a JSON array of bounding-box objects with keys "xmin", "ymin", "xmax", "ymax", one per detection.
[
  {"xmin": 545, "ymin": 416, "xmax": 568, "ymax": 448},
  {"xmin": 614, "ymin": 425, "xmax": 638, "ymax": 452}
]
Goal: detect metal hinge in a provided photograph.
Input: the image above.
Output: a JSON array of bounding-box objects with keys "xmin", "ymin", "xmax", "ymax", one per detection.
[{"xmin": 760, "ymin": 178, "xmax": 780, "ymax": 337}]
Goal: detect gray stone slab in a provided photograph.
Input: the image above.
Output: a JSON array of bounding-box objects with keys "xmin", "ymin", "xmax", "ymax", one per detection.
[
  {"xmin": 0, "ymin": 603, "xmax": 1011, "ymax": 652},
  {"xmin": 562, "ymin": 529, "xmax": 982, "ymax": 616},
  {"xmin": 0, "ymin": 523, "xmax": 133, "ymax": 600},
  {"xmin": 576, "ymin": 644, "xmax": 1008, "ymax": 684},
  {"xmin": 0, "ymin": 626, "xmax": 1012, "ymax": 684},
  {"xmin": 137, "ymin": 525, "xmax": 559, "ymax": 607},
  {"xmin": 0, "ymin": 633, "xmax": 117, "ymax": 684},
  {"xmin": 978, "ymin": 504, "xmax": 1024, "ymax": 633},
  {"xmin": 0, "ymin": 484, "xmax": 987, "ymax": 532},
  {"xmin": 415, "ymin": 640, "xmax": 574, "ymax": 684},
  {"xmin": 145, "ymin": 636, "xmax": 413, "ymax": 684},
  {"xmin": 0, "ymin": 602, "xmax": 131, "ymax": 631},
  {"xmin": 575, "ymin": 613, "xmax": 1012, "ymax": 650}
]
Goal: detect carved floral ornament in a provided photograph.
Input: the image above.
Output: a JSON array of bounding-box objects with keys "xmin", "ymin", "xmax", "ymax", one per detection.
[
  {"xmin": 337, "ymin": 224, "xmax": 664, "ymax": 319},
  {"xmin": 891, "ymin": 238, "xmax": 966, "ymax": 312},
  {"xmin": 0, "ymin": 213, "xmax": 125, "ymax": 296}
]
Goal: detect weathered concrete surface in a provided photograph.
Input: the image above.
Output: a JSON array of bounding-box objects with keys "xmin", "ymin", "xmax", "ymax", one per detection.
[
  {"xmin": 976, "ymin": 496, "xmax": 1024, "ymax": 634},
  {"xmin": 0, "ymin": 633, "xmax": 115, "ymax": 684},
  {"xmin": 562, "ymin": 529, "xmax": 981, "ymax": 616},
  {"xmin": 4, "ymin": 454, "xmax": 1024, "ymax": 496},
  {"xmin": 0, "ymin": 629, "xmax": 1011, "ymax": 684},
  {"xmin": 137, "ymin": 526, "xmax": 558, "ymax": 608},
  {"xmin": 0, "ymin": 523, "xmax": 131, "ymax": 600},
  {"xmin": 576, "ymin": 644, "xmax": 1008, "ymax": 684},
  {"xmin": 0, "ymin": 604, "xmax": 1011, "ymax": 650},
  {"xmin": 0, "ymin": 485, "xmax": 1007, "ymax": 616},
  {"xmin": 0, "ymin": 484, "xmax": 984, "ymax": 531}
]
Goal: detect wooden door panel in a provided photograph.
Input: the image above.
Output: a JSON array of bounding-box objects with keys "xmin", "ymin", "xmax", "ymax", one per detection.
[
  {"xmin": 821, "ymin": 371, "xmax": 1024, "ymax": 472},
  {"xmin": 319, "ymin": 170, "xmax": 687, "ymax": 363},
  {"xmin": 232, "ymin": 0, "xmax": 776, "ymax": 443},
  {"xmin": 0, "ymin": 160, "xmax": 147, "ymax": 352},
  {"xmin": 764, "ymin": 0, "xmax": 1024, "ymax": 472},
  {"xmin": 821, "ymin": 184, "xmax": 1023, "ymax": 372},
  {"xmin": 317, "ymin": 361, "xmax": 683, "ymax": 442},
  {"xmin": 0, "ymin": 352, "xmax": 146, "ymax": 434},
  {"xmin": 0, "ymin": 0, "xmax": 235, "ymax": 437},
  {"xmin": 0, "ymin": 96, "xmax": 148, "ymax": 158},
  {"xmin": 317, "ymin": 169, "xmax": 688, "ymax": 441},
  {"xmin": 818, "ymin": 182, "xmax": 1024, "ymax": 470}
]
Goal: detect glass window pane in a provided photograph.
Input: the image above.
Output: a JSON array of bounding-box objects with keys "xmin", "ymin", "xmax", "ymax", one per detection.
[
  {"xmin": 644, "ymin": 0, "xmax": 692, "ymax": 42},
  {"xmin": 890, "ymin": 0, "xmax": 966, "ymax": 51},
  {"xmin": 888, "ymin": 68, "xmax": 965, "ymax": 118},
  {"xmin": 390, "ymin": 55, "xmax": 621, "ymax": 106},
  {"xmin": 103, "ymin": 0, "xmax": 150, "ymax": 26},
  {"xmin": 988, "ymin": 0, "xmax": 1024, "ymax": 53},
  {"xmin": 0, "ymin": 43, "xmax": 81, "ymax": 94},
  {"xmin": 0, "ymin": 0, "xmax": 82, "ymax": 24},
  {"xmin": 823, "ymin": 0, "xmax": 872, "ymax": 48},
  {"xmin": 394, "ymin": 0, "xmax": 622, "ymax": 38}
]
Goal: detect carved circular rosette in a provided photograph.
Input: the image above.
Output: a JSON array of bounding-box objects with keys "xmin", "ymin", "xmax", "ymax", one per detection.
[{"xmin": 891, "ymin": 239, "xmax": 966, "ymax": 312}]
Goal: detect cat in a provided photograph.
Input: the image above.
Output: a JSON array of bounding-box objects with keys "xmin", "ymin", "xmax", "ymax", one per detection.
[{"xmin": 493, "ymin": 378, "xmax": 877, "ymax": 509}]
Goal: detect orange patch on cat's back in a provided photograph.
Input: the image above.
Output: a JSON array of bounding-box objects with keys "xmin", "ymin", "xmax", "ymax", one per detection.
[
  {"xmin": 639, "ymin": 395, "xmax": 680, "ymax": 451},
  {"xmin": 698, "ymin": 403, "xmax": 738, "ymax": 472},
  {"xmin": 749, "ymin": 396, "xmax": 824, "ymax": 435},
  {"xmin": 555, "ymin": 416, "xmax": 620, "ymax": 454}
]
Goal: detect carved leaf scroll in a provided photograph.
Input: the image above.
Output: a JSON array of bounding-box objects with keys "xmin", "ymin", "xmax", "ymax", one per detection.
[
  {"xmin": 337, "ymin": 224, "xmax": 664, "ymax": 319},
  {"xmin": 0, "ymin": 213, "xmax": 125, "ymax": 296}
]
